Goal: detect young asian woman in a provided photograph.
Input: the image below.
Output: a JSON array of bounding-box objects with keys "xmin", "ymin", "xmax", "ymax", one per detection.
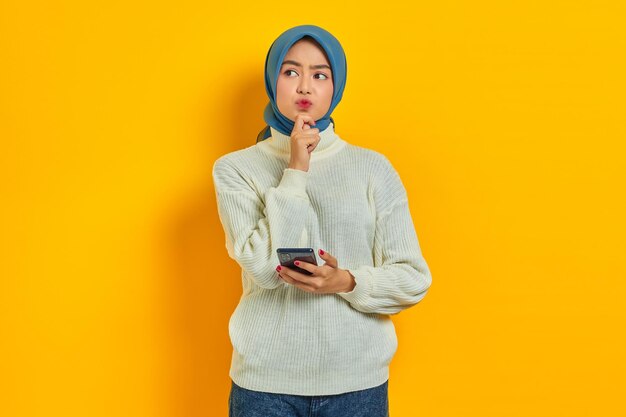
[{"xmin": 213, "ymin": 24, "xmax": 432, "ymax": 417}]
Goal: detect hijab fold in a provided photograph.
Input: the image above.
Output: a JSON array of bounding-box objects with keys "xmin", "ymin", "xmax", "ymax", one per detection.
[{"xmin": 258, "ymin": 25, "xmax": 347, "ymax": 142}]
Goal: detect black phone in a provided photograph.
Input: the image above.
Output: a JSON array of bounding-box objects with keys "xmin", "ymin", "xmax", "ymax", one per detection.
[{"xmin": 277, "ymin": 247, "xmax": 318, "ymax": 276}]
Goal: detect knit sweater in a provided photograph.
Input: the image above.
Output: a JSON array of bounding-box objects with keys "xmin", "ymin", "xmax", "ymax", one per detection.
[{"xmin": 212, "ymin": 122, "xmax": 432, "ymax": 396}]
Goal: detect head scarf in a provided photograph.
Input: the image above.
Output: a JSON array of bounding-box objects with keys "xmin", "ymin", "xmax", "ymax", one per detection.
[{"xmin": 257, "ymin": 24, "xmax": 347, "ymax": 142}]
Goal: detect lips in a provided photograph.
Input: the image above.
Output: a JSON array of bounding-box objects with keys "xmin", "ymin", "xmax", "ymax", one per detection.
[{"xmin": 297, "ymin": 99, "xmax": 312, "ymax": 108}]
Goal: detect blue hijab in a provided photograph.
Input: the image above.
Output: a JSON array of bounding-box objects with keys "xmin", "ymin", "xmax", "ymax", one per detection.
[{"xmin": 257, "ymin": 25, "xmax": 347, "ymax": 142}]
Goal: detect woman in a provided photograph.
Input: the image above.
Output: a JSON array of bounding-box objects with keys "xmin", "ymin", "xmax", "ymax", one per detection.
[{"xmin": 212, "ymin": 24, "xmax": 432, "ymax": 417}]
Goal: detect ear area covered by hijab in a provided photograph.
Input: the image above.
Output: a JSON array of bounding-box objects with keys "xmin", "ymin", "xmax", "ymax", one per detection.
[{"xmin": 256, "ymin": 24, "xmax": 347, "ymax": 143}]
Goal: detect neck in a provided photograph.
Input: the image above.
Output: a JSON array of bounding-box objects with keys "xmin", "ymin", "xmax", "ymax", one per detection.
[{"xmin": 258, "ymin": 122, "xmax": 346, "ymax": 161}]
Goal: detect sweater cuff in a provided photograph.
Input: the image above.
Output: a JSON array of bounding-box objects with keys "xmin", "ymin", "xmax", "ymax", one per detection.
[
  {"xmin": 336, "ymin": 268, "xmax": 372, "ymax": 305},
  {"xmin": 278, "ymin": 168, "xmax": 310, "ymax": 199}
]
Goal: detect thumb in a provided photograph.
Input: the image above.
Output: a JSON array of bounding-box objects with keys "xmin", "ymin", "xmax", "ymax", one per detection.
[{"xmin": 318, "ymin": 249, "xmax": 338, "ymax": 268}]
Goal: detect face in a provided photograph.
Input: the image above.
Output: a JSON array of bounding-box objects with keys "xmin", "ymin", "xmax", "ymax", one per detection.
[{"xmin": 276, "ymin": 38, "xmax": 334, "ymax": 122}]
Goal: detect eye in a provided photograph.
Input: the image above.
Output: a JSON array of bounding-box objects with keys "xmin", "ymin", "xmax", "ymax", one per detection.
[
  {"xmin": 284, "ymin": 69, "xmax": 298, "ymax": 76},
  {"xmin": 315, "ymin": 73, "xmax": 329, "ymax": 80}
]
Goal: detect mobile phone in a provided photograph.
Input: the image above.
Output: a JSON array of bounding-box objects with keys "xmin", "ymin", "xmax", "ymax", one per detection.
[{"xmin": 277, "ymin": 247, "xmax": 318, "ymax": 276}]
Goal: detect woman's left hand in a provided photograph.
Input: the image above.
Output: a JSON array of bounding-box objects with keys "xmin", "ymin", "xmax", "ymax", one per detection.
[{"xmin": 276, "ymin": 249, "xmax": 356, "ymax": 294}]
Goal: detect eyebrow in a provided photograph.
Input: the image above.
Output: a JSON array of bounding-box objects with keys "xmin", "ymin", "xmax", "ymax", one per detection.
[{"xmin": 281, "ymin": 60, "xmax": 332, "ymax": 71}]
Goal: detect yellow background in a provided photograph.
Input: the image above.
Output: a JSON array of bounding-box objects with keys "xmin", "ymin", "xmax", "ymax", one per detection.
[{"xmin": 1, "ymin": 1, "xmax": 624, "ymax": 416}]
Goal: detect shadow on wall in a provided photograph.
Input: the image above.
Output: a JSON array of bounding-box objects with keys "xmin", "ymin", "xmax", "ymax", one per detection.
[{"xmin": 156, "ymin": 71, "xmax": 268, "ymax": 416}]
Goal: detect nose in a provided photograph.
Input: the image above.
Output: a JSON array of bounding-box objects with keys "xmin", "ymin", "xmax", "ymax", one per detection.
[{"xmin": 297, "ymin": 77, "xmax": 310, "ymax": 94}]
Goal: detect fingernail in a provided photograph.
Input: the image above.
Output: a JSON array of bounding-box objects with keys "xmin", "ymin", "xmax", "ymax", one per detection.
[
  {"xmin": 319, "ymin": 249, "xmax": 324, "ymax": 255},
  {"xmin": 276, "ymin": 265, "xmax": 282, "ymax": 271},
  {"xmin": 294, "ymin": 261, "xmax": 300, "ymax": 266}
]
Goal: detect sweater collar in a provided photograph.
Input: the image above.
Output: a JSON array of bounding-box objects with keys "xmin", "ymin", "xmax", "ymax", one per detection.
[{"xmin": 258, "ymin": 122, "xmax": 346, "ymax": 161}]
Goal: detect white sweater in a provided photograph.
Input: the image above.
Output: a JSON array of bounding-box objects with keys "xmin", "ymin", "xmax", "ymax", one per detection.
[{"xmin": 212, "ymin": 122, "xmax": 432, "ymax": 395}]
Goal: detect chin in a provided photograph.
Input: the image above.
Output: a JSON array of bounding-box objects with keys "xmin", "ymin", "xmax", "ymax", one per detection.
[{"xmin": 289, "ymin": 112, "xmax": 318, "ymax": 122}]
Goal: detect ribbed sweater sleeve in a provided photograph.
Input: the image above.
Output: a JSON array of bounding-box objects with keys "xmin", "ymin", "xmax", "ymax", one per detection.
[
  {"xmin": 337, "ymin": 155, "xmax": 432, "ymax": 314},
  {"xmin": 212, "ymin": 158, "xmax": 314, "ymax": 289}
]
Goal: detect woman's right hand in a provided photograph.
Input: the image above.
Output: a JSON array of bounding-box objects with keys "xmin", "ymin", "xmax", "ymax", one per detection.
[{"xmin": 288, "ymin": 113, "xmax": 320, "ymax": 172}]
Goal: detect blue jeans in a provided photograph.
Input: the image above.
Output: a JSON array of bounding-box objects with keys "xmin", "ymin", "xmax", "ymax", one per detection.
[{"xmin": 228, "ymin": 379, "xmax": 390, "ymax": 417}]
